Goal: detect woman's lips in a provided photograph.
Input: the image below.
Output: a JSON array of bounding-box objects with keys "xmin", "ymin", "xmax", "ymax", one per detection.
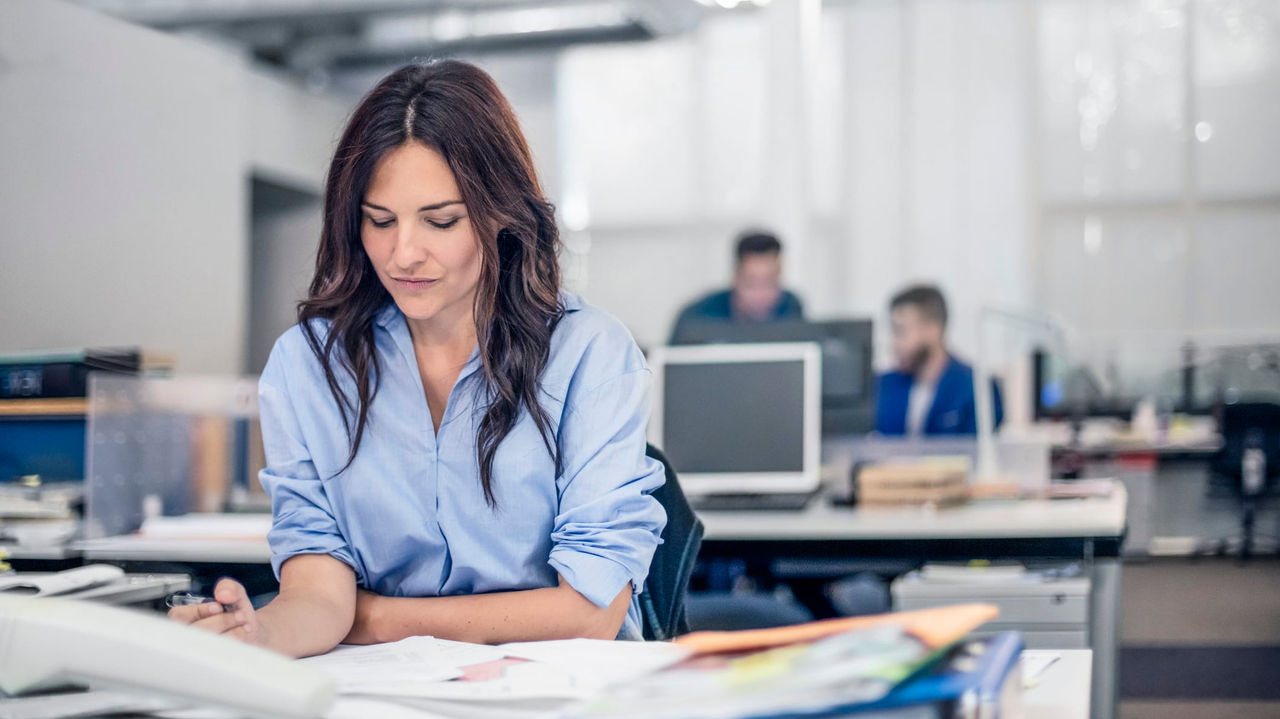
[{"xmin": 393, "ymin": 277, "xmax": 439, "ymax": 291}]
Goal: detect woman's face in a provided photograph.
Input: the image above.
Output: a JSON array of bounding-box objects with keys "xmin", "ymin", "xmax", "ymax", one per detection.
[{"xmin": 361, "ymin": 141, "xmax": 483, "ymax": 329}]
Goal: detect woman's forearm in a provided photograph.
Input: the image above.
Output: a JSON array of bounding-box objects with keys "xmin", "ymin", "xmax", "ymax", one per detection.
[
  {"xmin": 254, "ymin": 554, "xmax": 359, "ymax": 658},
  {"xmin": 256, "ymin": 591, "xmax": 357, "ymax": 658},
  {"xmin": 346, "ymin": 576, "xmax": 631, "ymax": 645}
]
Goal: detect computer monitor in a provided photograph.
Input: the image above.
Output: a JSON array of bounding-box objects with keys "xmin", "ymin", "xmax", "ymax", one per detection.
[
  {"xmin": 648, "ymin": 342, "xmax": 821, "ymax": 496},
  {"xmin": 669, "ymin": 318, "xmax": 874, "ymax": 434}
]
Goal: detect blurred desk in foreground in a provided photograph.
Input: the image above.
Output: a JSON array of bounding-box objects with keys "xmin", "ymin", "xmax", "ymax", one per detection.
[{"xmin": 697, "ymin": 486, "xmax": 1125, "ymax": 719}]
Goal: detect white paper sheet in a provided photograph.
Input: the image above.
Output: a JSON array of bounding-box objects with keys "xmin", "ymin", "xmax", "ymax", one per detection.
[
  {"xmin": 297, "ymin": 634, "xmax": 691, "ymax": 707},
  {"xmin": 1022, "ymin": 652, "xmax": 1062, "ymax": 686},
  {"xmin": 498, "ymin": 638, "xmax": 691, "ymax": 690},
  {"xmin": 299, "ymin": 637, "xmax": 502, "ymax": 693}
]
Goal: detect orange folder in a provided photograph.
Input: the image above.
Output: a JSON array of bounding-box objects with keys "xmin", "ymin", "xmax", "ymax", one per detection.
[{"xmin": 673, "ymin": 603, "xmax": 999, "ymax": 656}]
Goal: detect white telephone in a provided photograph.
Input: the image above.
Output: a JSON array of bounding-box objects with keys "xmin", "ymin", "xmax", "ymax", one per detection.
[{"xmin": 0, "ymin": 595, "xmax": 335, "ymax": 718}]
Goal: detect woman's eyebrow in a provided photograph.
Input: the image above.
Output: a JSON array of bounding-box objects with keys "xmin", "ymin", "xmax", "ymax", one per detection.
[{"xmin": 361, "ymin": 200, "xmax": 463, "ymax": 213}]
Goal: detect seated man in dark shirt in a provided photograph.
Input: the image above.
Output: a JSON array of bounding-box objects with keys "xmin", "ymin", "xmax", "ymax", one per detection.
[{"xmin": 669, "ymin": 230, "xmax": 804, "ymax": 344}]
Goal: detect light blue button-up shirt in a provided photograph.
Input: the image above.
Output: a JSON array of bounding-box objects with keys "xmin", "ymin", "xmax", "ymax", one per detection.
[{"xmin": 257, "ymin": 292, "xmax": 666, "ymax": 640}]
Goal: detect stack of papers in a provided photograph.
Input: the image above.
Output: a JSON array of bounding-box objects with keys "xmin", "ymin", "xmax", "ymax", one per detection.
[
  {"xmin": 295, "ymin": 637, "xmax": 692, "ymax": 718},
  {"xmin": 285, "ymin": 604, "xmax": 998, "ymax": 719}
]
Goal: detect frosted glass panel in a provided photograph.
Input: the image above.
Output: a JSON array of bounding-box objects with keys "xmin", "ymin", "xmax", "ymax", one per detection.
[
  {"xmin": 1194, "ymin": 0, "xmax": 1280, "ymax": 197},
  {"xmin": 559, "ymin": 39, "xmax": 698, "ymax": 226},
  {"xmin": 808, "ymin": 10, "xmax": 846, "ymax": 217},
  {"xmin": 700, "ymin": 14, "xmax": 768, "ymax": 218},
  {"xmin": 1188, "ymin": 208, "xmax": 1280, "ymax": 335},
  {"xmin": 1039, "ymin": 0, "xmax": 1186, "ymax": 202},
  {"xmin": 1041, "ymin": 211, "xmax": 1189, "ymax": 337}
]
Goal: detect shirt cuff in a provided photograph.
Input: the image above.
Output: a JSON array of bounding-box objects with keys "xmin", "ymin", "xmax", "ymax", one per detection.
[
  {"xmin": 547, "ymin": 545, "xmax": 638, "ymax": 609},
  {"xmin": 268, "ymin": 532, "xmax": 364, "ymax": 587}
]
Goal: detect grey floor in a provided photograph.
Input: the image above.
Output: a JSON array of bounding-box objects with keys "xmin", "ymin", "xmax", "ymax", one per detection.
[{"xmin": 1120, "ymin": 558, "xmax": 1280, "ymax": 719}]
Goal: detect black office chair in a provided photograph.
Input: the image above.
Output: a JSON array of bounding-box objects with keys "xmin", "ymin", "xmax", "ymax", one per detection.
[
  {"xmin": 1206, "ymin": 402, "xmax": 1280, "ymax": 559},
  {"xmin": 639, "ymin": 444, "xmax": 704, "ymax": 641}
]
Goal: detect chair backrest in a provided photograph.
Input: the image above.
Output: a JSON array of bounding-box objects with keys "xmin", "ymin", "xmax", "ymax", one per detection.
[
  {"xmin": 639, "ymin": 443, "xmax": 704, "ymax": 641},
  {"xmin": 1213, "ymin": 402, "xmax": 1280, "ymax": 483}
]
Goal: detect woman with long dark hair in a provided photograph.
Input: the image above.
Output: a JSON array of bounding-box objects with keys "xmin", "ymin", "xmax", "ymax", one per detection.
[{"xmin": 168, "ymin": 60, "xmax": 665, "ymax": 655}]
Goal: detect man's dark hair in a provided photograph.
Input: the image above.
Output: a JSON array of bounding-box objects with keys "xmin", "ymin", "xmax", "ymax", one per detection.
[
  {"xmin": 890, "ymin": 284, "xmax": 948, "ymax": 328},
  {"xmin": 735, "ymin": 230, "xmax": 782, "ymax": 263}
]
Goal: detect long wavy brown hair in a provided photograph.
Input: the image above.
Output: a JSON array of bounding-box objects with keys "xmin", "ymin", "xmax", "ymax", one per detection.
[{"xmin": 298, "ymin": 60, "xmax": 563, "ymax": 506}]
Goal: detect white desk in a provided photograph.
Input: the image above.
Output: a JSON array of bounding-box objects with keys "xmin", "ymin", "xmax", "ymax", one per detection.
[
  {"xmin": 700, "ymin": 488, "xmax": 1126, "ymax": 540},
  {"xmin": 1023, "ymin": 650, "xmax": 1092, "ymax": 719},
  {"xmin": 76, "ymin": 536, "xmax": 272, "ymax": 564}
]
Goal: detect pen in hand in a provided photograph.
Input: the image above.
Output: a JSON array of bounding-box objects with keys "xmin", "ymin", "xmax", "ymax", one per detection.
[{"xmin": 166, "ymin": 591, "xmax": 237, "ymax": 614}]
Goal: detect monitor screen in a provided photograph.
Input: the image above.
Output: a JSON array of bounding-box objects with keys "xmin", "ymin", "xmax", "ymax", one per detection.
[
  {"xmin": 660, "ymin": 359, "xmax": 806, "ymax": 474},
  {"xmin": 668, "ymin": 318, "xmax": 874, "ymax": 434}
]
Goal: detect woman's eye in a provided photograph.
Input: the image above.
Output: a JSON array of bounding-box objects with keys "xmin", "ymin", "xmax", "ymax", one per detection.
[
  {"xmin": 366, "ymin": 216, "xmax": 395, "ymax": 229},
  {"xmin": 428, "ymin": 217, "xmax": 461, "ymax": 230}
]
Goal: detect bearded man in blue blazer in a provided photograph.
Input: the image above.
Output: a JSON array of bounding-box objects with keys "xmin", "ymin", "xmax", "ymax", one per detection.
[{"xmin": 875, "ymin": 285, "xmax": 1002, "ymax": 436}]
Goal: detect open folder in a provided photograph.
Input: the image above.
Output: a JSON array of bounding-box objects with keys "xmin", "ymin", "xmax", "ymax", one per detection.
[
  {"xmin": 571, "ymin": 603, "xmax": 999, "ymax": 719},
  {"xmin": 673, "ymin": 603, "xmax": 999, "ymax": 655}
]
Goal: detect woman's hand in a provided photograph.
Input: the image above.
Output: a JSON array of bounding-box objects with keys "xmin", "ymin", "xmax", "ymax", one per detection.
[{"xmin": 167, "ymin": 577, "xmax": 269, "ymax": 647}]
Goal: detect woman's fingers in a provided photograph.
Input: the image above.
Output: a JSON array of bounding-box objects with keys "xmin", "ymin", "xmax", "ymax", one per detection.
[
  {"xmin": 191, "ymin": 608, "xmax": 248, "ymax": 635},
  {"xmin": 167, "ymin": 599, "xmax": 226, "ymax": 624},
  {"xmin": 168, "ymin": 578, "xmax": 256, "ymax": 638},
  {"xmin": 213, "ymin": 577, "xmax": 251, "ymax": 612}
]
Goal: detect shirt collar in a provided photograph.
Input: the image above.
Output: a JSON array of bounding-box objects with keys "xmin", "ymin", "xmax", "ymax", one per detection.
[{"xmin": 374, "ymin": 298, "xmax": 401, "ymax": 330}]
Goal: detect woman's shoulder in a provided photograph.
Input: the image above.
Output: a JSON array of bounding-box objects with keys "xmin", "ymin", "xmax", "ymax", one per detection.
[
  {"xmin": 261, "ymin": 318, "xmax": 335, "ymax": 384},
  {"xmin": 546, "ymin": 292, "xmax": 648, "ymax": 395}
]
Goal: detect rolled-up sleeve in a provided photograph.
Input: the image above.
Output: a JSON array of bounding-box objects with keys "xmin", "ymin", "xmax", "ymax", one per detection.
[
  {"xmin": 257, "ymin": 336, "xmax": 364, "ymax": 585},
  {"xmin": 549, "ymin": 368, "xmax": 667, "ymax": 608}
]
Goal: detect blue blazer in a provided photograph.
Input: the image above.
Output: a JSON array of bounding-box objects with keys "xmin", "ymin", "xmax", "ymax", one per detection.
[{"xmin": 875, "ymin": 356, "xmax": 1003, "ymax": 436}]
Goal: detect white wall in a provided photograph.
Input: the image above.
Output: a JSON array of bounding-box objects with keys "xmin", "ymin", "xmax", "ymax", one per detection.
[
  {"xmin": 0, "ymin": 0, "xmax": 350, "ymax": 374},
  {"xmin": 248, "ymin": 69, "xmax": 352, "ymax": 193},
  {"xmin": 0, "ymin": 0, "xmax": 248, "ymax": 373}
]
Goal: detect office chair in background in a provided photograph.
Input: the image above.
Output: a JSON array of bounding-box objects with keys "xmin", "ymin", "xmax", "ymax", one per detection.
[
  {"xmin": 639, "ymin": 444, "xmax": 704, "ymax": 641},
  {"xmin": 1206, "ymin": 402, "xmax": 1280, "ymax": 559},
  {"xmin": 642, "ymin": 444, "xmax": 815, "ymax": 635}
]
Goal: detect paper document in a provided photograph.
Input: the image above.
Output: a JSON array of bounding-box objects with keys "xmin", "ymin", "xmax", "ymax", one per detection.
[
  {"xmin": 499, "ymin": 639, "xmax": 690, "ymax": 690},
  {"xmin": 0, "ymin": 565, "xmax": 124, "ymax": 597},
  {"xmin": 299, "ymin": 637, "xmax": 501, "ymax": 693},
  {"xmin": 296, "ymin": 635, "xmax": 688, "ymax": 708},
  {"xmin": 1021, "ymin": 652, "xmax": 1061, "ymax": 687}
]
